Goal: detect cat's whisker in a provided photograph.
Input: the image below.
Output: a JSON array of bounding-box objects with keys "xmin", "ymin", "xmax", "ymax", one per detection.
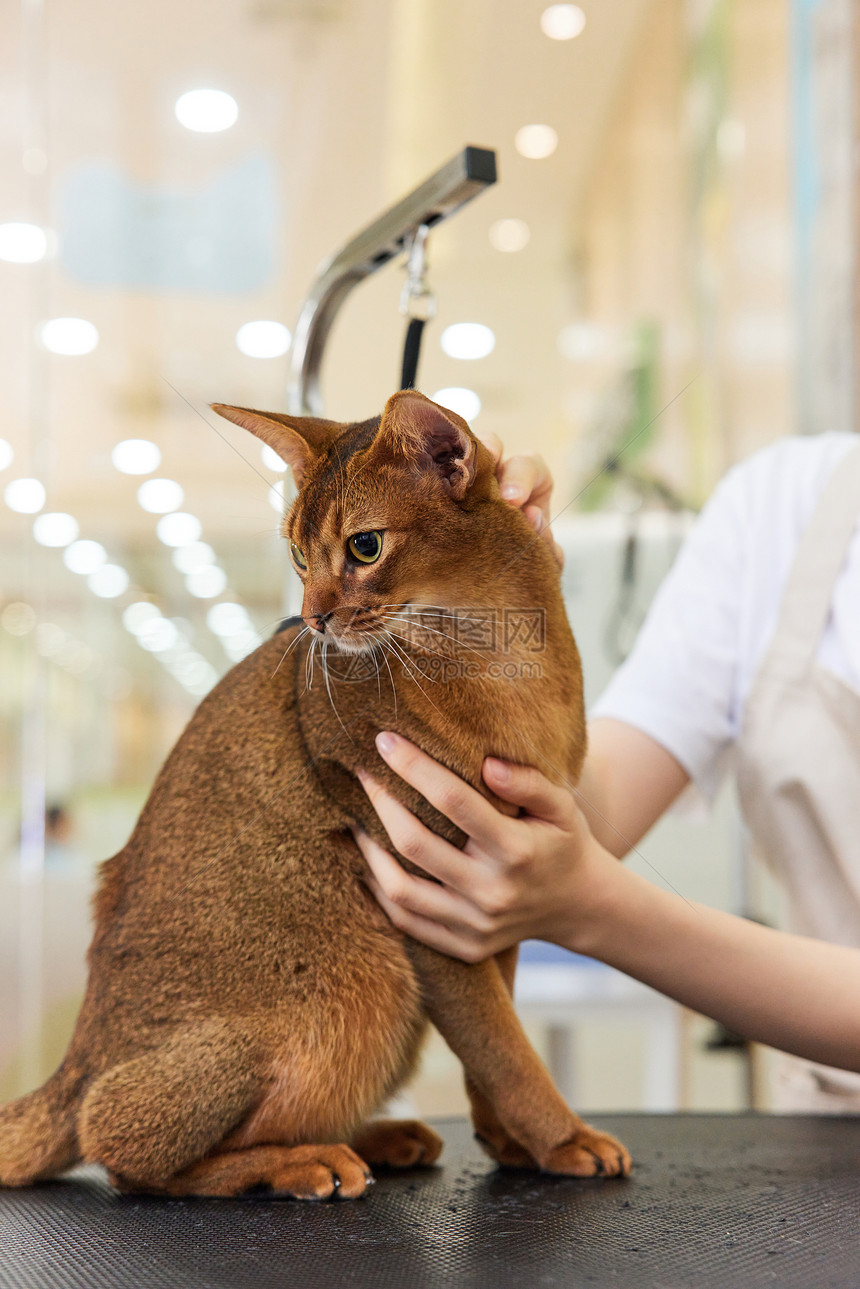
[
  {"xmin": 379, "ymin": 629, "xmax": 435, "ymax": 683},
  {"xmin": 271, "ymin": 624, "xmax": 312, "ymax": 679},
  {"xmin": 309, "ymin": 635, "xmax": 319, "ymax": 690},
  {"xmin": 304, "ymin": 634, "xmax": 319, "ymax": 693},
  {"xmin": 371, "ymin": 640, "xmax": 382, "ymax": 702},
  {"xmin": 322, "ymin": 640, "xmax": 355, "ymax": 743},
  {"xmin": 378, "ymin": 623, "xmax": 454, "ymax": 663},
  {"xmin": 377, "ymin": 639, "xmax": 398, "ymax": 718},
  {"xmin": 380, "ymin": 614, "xmax": 493, "ymax": 663},
  {"xmin": 380, "ymin": 629, "xmax": 448, "ymax": 723},
  {"xmin": 375, "ymin": 603, "xmax": 486, "ymax": 624}
]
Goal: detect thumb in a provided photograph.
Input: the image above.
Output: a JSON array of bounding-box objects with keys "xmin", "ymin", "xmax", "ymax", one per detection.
[
  {"xmin": 482, "ymin": 758, "xmax": 574, "ymax": 828},
  {"xmin": 474, "ymin": 428, "xmax": 503, "ymax": 467}
]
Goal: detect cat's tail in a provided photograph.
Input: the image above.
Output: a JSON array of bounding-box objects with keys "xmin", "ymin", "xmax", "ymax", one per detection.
[{"xmin": 0, "ymin": 1067, "xmax": 81, "ymax": 1186}]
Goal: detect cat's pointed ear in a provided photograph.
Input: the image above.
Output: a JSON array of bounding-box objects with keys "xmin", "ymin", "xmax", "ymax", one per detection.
[
  {"xmin": 375, "ymin": 390, "xmax": 478, "ymax": 501},
  {"xmin": 210, "ymin": 404, "xmax": 341, "ymax": 487}
]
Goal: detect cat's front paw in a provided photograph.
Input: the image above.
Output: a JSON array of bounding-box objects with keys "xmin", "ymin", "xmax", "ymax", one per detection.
[
  {"xmin": 473, "ymin": 1124, "xmax": 538, "ymax": 1170},
  {"xmin": 540, "ymin": 1125, "xmax": 632, "ymax": 1178},
  {"xmin": 351, "ymin": 1119, "xmax": 442, "ymax": 1168}
]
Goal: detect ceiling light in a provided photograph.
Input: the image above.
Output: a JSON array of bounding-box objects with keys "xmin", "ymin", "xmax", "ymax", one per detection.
[
  {"xmin": 171, "ymin": 541, "xmax": 216, "ymax": 573},
  {"xmin": 88, "ymin": 564, "xmax": 130, "ymax": 598},
  {"xmin": 137, "ymin": 618, "xmax": 180, "ymax": 652},
  {"xmin": 176, "ymin": 657, "xmax": 218, "ymax": 692},
  {"xmin": 60, "ymin": 643, "xmax": 96, "ymax": 675},
  {"xmin": 63, "ymin": 539, "xmax": 107, "ymax": 574},
  {"xmin": 261, "ymin": 445, "xmax": 286, "ymax": 471},
  {"xmin": 222, "ymin": 630, "xmax": 262, "ymax": 662},
  {"xmin": 112, "ymin": 439, "xmax": 161, "ymax": 475},
  {"xmin": 138, "ymin": 478, "xmax": 184, "ymax": 514},
  {"xmin": 717, "ymin": 118, "xmax": 746, "ymax": 162},
  {"xmin": 170, "ymin": 654, "xmax": 211, "ymax": 684},
  {"xmin": 175, "ymin": 88, "xmax": 238, "ymax": 133},
  {"xmin": 0, "ymin": 222, "xmax": 48, "ymax": 263},
  {"xmin": 515, "ymin": 124, "xmax": 558, "ymax": 160},
  {"xmin": 557, "ymin": 322, "xmax": 608, "ymax": 361},
  {"xmin": 268, "ymin": 479, "xmax": 285, "ymax": 513},
  {"xmin": 0, "ymin": 439, "xmax": 13, "ymax": 471},
  {"xmin": 33, "ymin": 511, "xmax": 79, "ymax": 547},
  {"xmin": 1, "ymin": 602, "xmax": 36, "ymax": 635},
  {"xmin": 35, "ymin": 622, "xmax": 67, "ymax": 657},
  {"xmin": 236, "ymin": 320, "xmax": 291, "ymax": 358},
  {"xmin": 185, "ymin": 566, "xmax": 227, "ymax": 598},
  {"xmin": 440, "ymin": 323, "xmax": 495, "ymax": 361},
  {"xmin": 540, "ymin": 4, "xmax": 586, "ymax": 40},
  {"xmin": 206, "ymin": 601, "xmax": 250, "ymax": 636},
  {"xmin": 123, "ymin": 601, "xmax": 162, "ymax": 634},
  {"xmin": 39, "ymin": 317, "xmax": 99, "ymax": 355},
  {"xmin": 5, "ymin": 477, "xmax": 45, "ymax": 514},
  {"xmin": 156, "ymin": 512, "xmax": 202, "ymax": 547},
  {"xmin": 488, "ymin": 218, "xmax": 531, "ymax": 253},
  {"xmin": 431, "ymin": 387, "xmax": 482, "ymax": 421}
]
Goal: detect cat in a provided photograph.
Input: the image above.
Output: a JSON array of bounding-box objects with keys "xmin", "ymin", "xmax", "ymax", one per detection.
[{"xmin": 0, "ymin": 390, "xmax": 631, "ymax": 1198}]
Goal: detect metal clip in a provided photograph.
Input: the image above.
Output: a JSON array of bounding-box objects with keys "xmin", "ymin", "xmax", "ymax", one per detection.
[{"xmin": 399, "ymin": 223, "xmax": 437, "ymax": 322}]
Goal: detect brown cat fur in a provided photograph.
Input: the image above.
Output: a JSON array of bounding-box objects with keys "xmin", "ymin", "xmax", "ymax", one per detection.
[{"xmin": 0, "ymin": 390, "xmax": 631, "ymax": 1198}]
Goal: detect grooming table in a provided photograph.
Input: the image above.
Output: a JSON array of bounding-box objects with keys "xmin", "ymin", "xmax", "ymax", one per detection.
[{"xmin": 1, "ymin": 1115, "xmax": 858, "ymax": 1289}]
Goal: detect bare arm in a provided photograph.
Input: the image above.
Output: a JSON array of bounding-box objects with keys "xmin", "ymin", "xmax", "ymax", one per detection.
[
  {"xmin": 354, "ymin": 734, "xmax": 860, "ymax": 1073},
  {"xmin": 577, "ymin": 718, "xmax": 690, "ymax": 856},
  {"xmin": 582, "ymin": 860, "xmax": 860, "ymax": 1072}
]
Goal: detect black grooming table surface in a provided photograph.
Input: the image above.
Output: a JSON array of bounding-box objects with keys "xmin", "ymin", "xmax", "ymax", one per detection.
[{"xmin": 1, "ymin": 1115, "xmax": 858, "ymax": 1289}]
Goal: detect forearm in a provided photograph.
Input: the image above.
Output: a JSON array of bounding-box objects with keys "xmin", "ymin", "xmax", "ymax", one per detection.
[
  {"xmin": 567, "ymin": 856, "xmax": 860, "ymax": 1073},
  {"xmin": 577, "ymin": 719, "xmax": 690, "ymax": 858}
]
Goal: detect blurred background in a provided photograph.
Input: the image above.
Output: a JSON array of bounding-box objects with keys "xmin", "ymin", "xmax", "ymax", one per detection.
[{"xmin": 0, "ymin": 0, "xmax": 856, "ymax": 1115}]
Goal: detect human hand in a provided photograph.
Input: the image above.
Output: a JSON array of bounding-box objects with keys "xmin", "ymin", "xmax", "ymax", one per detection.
[
  {"xmin": 475, "ymin": 430, "xmax": 564, "ymax": 569},
  {"xmin": 352, "ymin": 731, "xmax": 610, "ymax": 962}
]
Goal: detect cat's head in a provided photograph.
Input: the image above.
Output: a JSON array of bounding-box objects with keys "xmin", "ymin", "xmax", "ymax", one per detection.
[{"xmin": 212, "ymin": 390, "xmax": 547, "ymax": 655}]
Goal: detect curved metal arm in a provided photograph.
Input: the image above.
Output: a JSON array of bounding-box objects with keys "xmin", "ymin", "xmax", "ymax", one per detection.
[{"xmin": 287, "ymin": 145, "xmax": 497, "ymax": 415}]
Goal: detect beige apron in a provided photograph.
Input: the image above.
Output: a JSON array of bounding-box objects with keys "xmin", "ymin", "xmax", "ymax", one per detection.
[{"xmin": 737, "ymin": 441, "xmax": 860, "ymax": 1111}]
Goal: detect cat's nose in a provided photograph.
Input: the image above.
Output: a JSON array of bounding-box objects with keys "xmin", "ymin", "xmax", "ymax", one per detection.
[{"xmin": 304, "ymin": 612, "xmax": 332, "ymax": 634}]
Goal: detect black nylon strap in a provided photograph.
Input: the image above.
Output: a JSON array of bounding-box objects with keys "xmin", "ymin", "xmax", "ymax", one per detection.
[{"xmin": 400, "ymin": 317, "xmax": 426, "ymax": 390}]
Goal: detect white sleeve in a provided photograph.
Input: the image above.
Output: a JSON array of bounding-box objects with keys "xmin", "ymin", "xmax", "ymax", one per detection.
[{"xmin": 590, "ymin": 469, "xmax": 749, "ymax": 801}]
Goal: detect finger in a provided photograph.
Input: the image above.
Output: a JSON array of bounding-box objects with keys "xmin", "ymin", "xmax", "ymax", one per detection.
[
  {"xmin": 523, "ymin": 503, "xmax": 542, "ymax": 534},
  {"xmin": 370, "ymin": 734, "xmax": 511, "ymax": 854},
  {"xmin": 354, "ymin": 827, "xmax": 488, "ymax": 930},
  {"xmin": 474, "ymin": 428, "xmax": 503, "ymax": 467},
  {"xmin": 363, "ymin": 868, "xmax": 496, "ymax": 963},
  {"xmin": 524, "ymin": 504, "xmax": 566, "ymax": 569},
  {"xmin": 356, "ymin": 772, "xmax": 483, "ymax": 889},
  {"xmin": 481, "ymin": 758, "xmax": 575, "ymax": 829},
  {"xmin": 498, "ymin": 454, "xmax": 538, "ymax": 505},
  {"xmin": 499, "ymin": 454, "xmax": 554, "ymax": 519}
]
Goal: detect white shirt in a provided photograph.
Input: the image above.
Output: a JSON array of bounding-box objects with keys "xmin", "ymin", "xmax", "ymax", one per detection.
[{"xmin": 591, "ymin": 433, "xmax": 860, "ymax": 801}]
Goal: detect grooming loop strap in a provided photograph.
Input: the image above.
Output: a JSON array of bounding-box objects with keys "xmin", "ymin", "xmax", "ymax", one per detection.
[{"xmin": 399, "ymin": 224, "xmax": 436, "ymax": 389}]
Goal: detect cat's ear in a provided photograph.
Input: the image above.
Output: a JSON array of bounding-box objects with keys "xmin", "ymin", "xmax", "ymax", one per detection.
[
  {"xmin": 210, "ymin": 404, "xmax": 341, "ymax": 487},
  {"xmin": 374, "ymin": 390, "xmax": 477, "ymax": 501}
]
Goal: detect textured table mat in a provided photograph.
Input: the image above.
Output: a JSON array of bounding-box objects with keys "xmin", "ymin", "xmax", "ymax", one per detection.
[{"xmin": 1, "ymin": 1114, "xmax": 858, "ymax": 1289}]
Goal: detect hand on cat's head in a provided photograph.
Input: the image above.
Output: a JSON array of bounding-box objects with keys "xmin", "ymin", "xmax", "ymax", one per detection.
[{"xmin": 471, "ymin": 429, "xmax": 563, "ymax": 571}]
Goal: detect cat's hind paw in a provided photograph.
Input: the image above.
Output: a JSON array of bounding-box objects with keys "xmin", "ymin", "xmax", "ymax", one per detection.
[
  {"xmin": 144, "ymin": 1143, "xmax": 374, "ymax": 1200},
  {"xmin": 351, "ymin": 1118, "xmax": 443, "ymax": 1169}
]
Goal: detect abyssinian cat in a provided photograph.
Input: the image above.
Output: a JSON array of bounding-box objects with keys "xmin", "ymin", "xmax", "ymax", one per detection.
[{"xmin": 0, "ymin": 390, "xmax": 631, "ymax": 1198}]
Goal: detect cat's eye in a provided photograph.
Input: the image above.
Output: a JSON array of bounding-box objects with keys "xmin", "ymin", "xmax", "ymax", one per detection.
[
  {"xmin": 347, "ymin": 531, "xmax": 383, "ymax": 564},
  {"xmin": 290, "ymin": 542, "xmax": 307, "ymax": 570}
]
